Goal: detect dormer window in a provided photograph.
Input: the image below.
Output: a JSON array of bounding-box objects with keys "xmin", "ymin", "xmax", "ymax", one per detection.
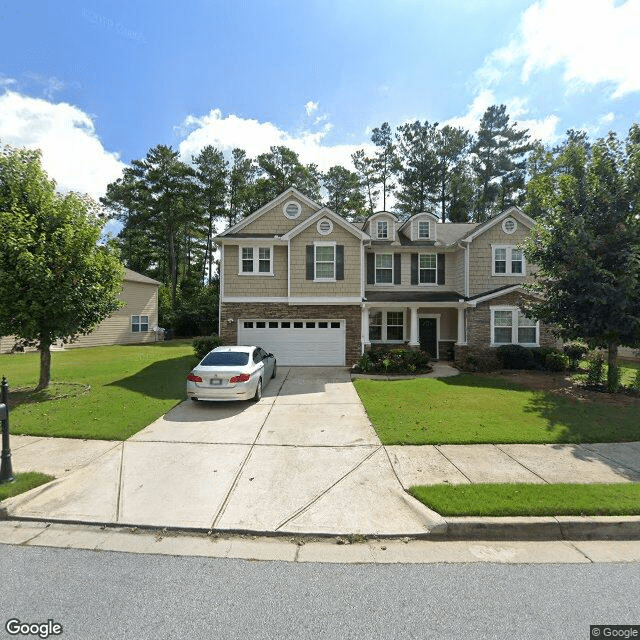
[
  {"xmin": 418, "ymin": 220, "xmax": 430, "ymax": 239},
  {"xmin": 377, "ymin": 220, "xmax": 388, "ymax": 239}
]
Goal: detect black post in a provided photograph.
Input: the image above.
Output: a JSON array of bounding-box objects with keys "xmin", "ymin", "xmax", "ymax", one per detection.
[{"xmin": 0, "ymin": 376, "xmax": 15, "ymax": 484}]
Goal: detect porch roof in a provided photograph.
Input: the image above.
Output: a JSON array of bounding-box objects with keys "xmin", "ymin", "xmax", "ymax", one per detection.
[{"xmin": 364, "ymin": 291, "xmax": 463, "ymax": 303}]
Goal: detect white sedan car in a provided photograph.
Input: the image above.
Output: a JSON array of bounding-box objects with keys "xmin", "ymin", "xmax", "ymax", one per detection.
[{"xmin": 186, "ymin": 345, "xmax": 276, "ymax": 402}]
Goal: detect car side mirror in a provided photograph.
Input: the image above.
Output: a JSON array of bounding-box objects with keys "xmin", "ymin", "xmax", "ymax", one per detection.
[{"xmin": 268, "ymin": 353, "xmax": 274, "ymax": 358}]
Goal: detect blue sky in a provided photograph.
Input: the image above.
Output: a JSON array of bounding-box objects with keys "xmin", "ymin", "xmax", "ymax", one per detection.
[{"xmin": 1, "ymin": 0, "xmax": 639, "ymax": 203}]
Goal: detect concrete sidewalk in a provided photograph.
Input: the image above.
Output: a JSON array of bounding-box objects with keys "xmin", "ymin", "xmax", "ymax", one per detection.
[{"xmin": 2, "ymin": 365, "xmax": 639, "ymax": 541}]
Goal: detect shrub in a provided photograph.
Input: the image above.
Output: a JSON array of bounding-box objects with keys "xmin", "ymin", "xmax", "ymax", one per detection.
[
  {"xmin": 586, "ymin": 353, "xmax": 605, "ymax": 387},
  {"xmin": 529, "ymin": 347, "xmax": 559, "ymax": 370},
  {"xmin": 563, "ymin": 343, "xmax": 588, "ymax": 370},
  {"xmin": 545, "ymin": 352, "xmax": 569, "ymax": 372},
  {"xmin": 496, "ymin": 344, "xmax": 535, "ymax": 370},
  {"xmin": 353, "ymin": 349, "xmax": 432, "ymax": 374},
  {"xmin": 193, "ymin": 335, "xmax": 222, "ymax": 360},
  {"xmin": 630, "ymin": 369, "xmax": 640, "ymax": 395}
]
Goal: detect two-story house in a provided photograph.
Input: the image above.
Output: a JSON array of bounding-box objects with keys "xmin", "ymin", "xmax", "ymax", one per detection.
[{"xmin": 216, "ymin": 187, "xmax": 558, "ymax": 367}]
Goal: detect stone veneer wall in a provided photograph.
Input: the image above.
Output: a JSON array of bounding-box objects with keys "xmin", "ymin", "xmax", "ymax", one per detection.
[
  {"xmin": 454, "ymin": 291, "xmax": 560, "ymax": 369},
  {"xmin": 219, "ymin": 302, "xmax": 362, "ymax": 365}
]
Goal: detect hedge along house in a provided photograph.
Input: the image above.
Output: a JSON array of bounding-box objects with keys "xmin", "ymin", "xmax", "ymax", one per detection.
[
  {"xmin": 0, "ymin": 268, "xmax": 161, "ymax": 353},
  {"xmin": 215, "ymin": 187, "xmax": 559, "ymax": 367}
]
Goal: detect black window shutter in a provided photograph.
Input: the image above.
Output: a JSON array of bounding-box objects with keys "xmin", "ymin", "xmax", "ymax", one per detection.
[
  {"xmin": 437, "ymin": 253, "xmax": 446, "ymax": 285},
  {"xmin": 411, "ymin": 254, "xmax": 418, "ymax": 285},
  {"xmin": 306, "ymin": 245, "xmax": 314, "ymax": 280},
  {"xmin": 394, "ymin": 253, "xmax": 401, "ymax": 285},
  {"xmin": 367, "ymin": 253, "xmax": 375, "ymax": 285},
  {"xmin": 336, "ymin": 245, "xmax": 344, "ymax": 280}
]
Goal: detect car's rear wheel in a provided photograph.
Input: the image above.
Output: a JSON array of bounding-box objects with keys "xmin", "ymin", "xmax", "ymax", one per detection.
[{"xmin": 253, "ymin": 377, "xmax": 262, "ymax": 402}]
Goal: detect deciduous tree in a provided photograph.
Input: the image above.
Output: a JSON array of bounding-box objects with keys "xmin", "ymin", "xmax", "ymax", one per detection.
[
  {"xmin": 0, "ymin": 146, "xmax": 124, "ymax": 390},
  {"xmin": 524, "ymin": 126, "xmax": 640, "ymax": 391}
]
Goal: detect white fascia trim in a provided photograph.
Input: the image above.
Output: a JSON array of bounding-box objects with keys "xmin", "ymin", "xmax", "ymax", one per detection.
[
  {"xmin": 464, "ymin": 207, "xmax": 535, "ymax": 243},
  {"xmin": 467, "ymin": 285, "xmax": 522, "ymax": 306},
  {"xmin": 281, "ymin": 208, "xmax": 370, "ymax": 241},
  {"xmin": 288, "ymin": 297, "xmax": 362, "ymax": 305},
  {"xmin": 222, "ymin": 296, "xmax": 362, "ymax": 305},
  {"xmin": 287, "ymin": 240, "xmax": 291, "ymax": 298},
  {"xmin": 222, "ymin": 296, "xmax": 289, "ymax": 303},
  {"xmin": 218, "ymin": 187, "xmax": 322, "ymax": 236},
  {"xmin": 363, "ymin": 300, "xmax": 468, "ymax": 309}
]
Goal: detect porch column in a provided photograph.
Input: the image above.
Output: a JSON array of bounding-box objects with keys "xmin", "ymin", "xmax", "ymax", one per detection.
[
  {"xmin": 361, "ymin": 306, "xmax": 370, "ymax": 353},
  {"xmin": 457, "ymin": 307, "xmax": 466, "ymax": 345},
  {"xmin": 408, "ymin": 306, "xmax": 419, "ymax": 346}
]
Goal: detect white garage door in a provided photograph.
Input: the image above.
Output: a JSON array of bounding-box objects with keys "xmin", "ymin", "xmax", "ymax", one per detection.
[{"xmin": 237, "ymin": 319, "xmax": 346, "ymax": 366}]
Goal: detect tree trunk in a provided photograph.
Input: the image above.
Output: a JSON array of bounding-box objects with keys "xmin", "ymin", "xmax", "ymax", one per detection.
[
  {"xmin": 36, "ymin": 343, "xmax": 52, "ymax": 392},
  {"xmin": 607, "ymin": 341, "xmax": 619, "ymax": 392}
]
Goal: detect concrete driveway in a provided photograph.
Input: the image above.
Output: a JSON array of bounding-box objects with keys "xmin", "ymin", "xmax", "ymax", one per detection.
[{"xmin": 4, "ymin": 367, "xmax": 445, "ymax": 536}]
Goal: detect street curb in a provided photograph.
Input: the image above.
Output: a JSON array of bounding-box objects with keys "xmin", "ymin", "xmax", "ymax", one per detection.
[
  {"xmin": 442, "ymin": 516, "xmax": 640, "ymax": 541},
  {"xmin": 2, "ymin": 512, "xmax": 640, "ymax": 541}
]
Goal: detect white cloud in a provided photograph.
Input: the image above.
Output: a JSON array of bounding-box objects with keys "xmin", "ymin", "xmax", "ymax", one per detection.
[
  {"xmin": 304, "ymin": 100, "xmax": 318, "ymax": 116},
  {"xmin": 0, "ymin": 91, "xmax": 125, "ymax": 199},
  {"xmin": 444, "ymin": 91, "xmax": 560, "ymax": 143},
  {"xmin": 480, "ymin": 0, "xmax": 640, "ymax": 98},
  {"xmin": 177, "ymin": 108, "xmax": 372, "ymax": 172},
  {"xmin": 442, "ymin": 90, "xmax": 496, "ymax": 133}
]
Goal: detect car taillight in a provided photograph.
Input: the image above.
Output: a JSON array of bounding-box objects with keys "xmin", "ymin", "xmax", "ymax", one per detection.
[
  {"xmin": 229, "ymin": 373, "xmax": 251, "ymax": 383},
  {"xmin": 187, "ymin": 373, "xmax": 202, "ymax": 382}
]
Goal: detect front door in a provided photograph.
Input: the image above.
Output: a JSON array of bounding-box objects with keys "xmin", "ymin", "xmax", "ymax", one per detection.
[{"xmin": 418, "ymin": 318, "xmax": 438, "ymax": 359}]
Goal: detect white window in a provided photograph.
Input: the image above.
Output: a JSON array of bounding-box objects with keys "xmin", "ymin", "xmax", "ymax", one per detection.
[
  {"xmin": 492, "ymin": 245, "xmax": 525, "ymax": 276},
  {"xmin": 315, "ymin": 244, "xmax": 335, "ymax": 280},
  {"xmin": 239, "ymin": 246, "xmax": 273, "ymax": 275},
  {"xmin": 131, "ymin": 315, "xmax": 149, "ymax": 333},
  {"xmin": 369, "ymin": 311, "xmax": 382, "ymax": 341},
  {"xmin": 377, "ymin": 220, "xmax": 388, "ymax": 239},
  {"xmin": 375, "ymin": 253, "xmax": 393, "ymax": 284},
  {"xmin": 368, "ymin": 310, "xmax": 404, "ymax": 342},
  {"xmin": 491, "ymin": 307, "xmax": 538, "ymax": 346},
  {"xmin": 419, "ymin": 254, "xmax": 437, "ymax": 284},
  {"xmin": 418, "ymin": 220, "xmax": 430, "ymax": 239}
]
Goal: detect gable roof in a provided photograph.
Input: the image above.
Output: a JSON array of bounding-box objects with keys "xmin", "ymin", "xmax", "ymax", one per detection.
[
  {"xmin": 461, "ymin": 206, "xmax": 535, "ymax": 243},
  {"xmin": 281, "ymin": 207, "xmax": 371, "ymax": 241},
  {"xmin": 124, "ymin": 268, "xmax": 161, "ymax": 286},
  {"xmin": 217, "ymin": 187, "xmax": 322, "ymax": 237}
]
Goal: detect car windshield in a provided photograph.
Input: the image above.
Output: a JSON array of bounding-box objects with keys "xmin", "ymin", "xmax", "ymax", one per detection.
[{"xmin": 200, "ymin": 352, "xmax": 250, "ymax": 366}]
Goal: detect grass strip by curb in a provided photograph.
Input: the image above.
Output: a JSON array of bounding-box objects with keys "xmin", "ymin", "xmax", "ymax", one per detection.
[
  {"xmin": 409, "ymin": 483, "xmax": 640, "ymax": 517},
  {"xmin": 0, "ymin": 472, "xmax": 54, "ymax": 502}
]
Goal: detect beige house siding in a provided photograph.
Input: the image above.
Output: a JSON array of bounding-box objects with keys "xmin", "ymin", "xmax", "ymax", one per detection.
[
  {"xmin": 243, "ymin": 197, "xmax": 319, "ymax": 236},
  {"xmin": 467, "ymin": 218, "xmax": 534, "ymax": 296},
  {"xmin": 223, "ymin": 244, "xmax": 288, "ymax": 298},
  {"xmin": 290, "ymin": 224, "xmax": 362, "ymax": 298},
  {"xmin": 365, "ymin": 249, "xmax": 458, "ymax": 292},
  {"xmin": 64, "ymin": 280, "xmax": 159, "ymax": 348},
  {"xmin": 0, "ymin": 277, "xmax": 159, "ymax": 353}
]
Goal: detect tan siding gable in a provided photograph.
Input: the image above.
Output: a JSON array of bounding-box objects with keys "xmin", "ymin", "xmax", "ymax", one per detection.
[
  {"xmin": 241, "ymin": 196, "xmax": 319, "ymax": 236},
  {"xmin": 223, "ymin": 244, "xmax": 288, "ymax": 297},
  {"xmin": 290, "ymin": 224, "xmax": 361, "ymax": 298}
]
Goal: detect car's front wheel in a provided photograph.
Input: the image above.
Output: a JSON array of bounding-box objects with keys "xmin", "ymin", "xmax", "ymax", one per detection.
[
  {"xmin": 253, "ymin": 377, "xmax": 262, "ymax": 402},
  {"xmin": 271, "ymin": 362, "xmax": 277, "ymax": 379}
]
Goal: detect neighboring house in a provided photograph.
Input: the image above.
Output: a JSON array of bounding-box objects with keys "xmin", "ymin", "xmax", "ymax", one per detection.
[
  {"xmin": 0, "ymin": 268, "xmax": 161, "ymax": 353},
  {"xmin": 215, "ymin": 187, "xmax": 559, "ymax": 367}
]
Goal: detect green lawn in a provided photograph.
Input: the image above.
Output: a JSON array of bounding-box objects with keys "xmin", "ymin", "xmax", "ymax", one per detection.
[
  {"xmin": 353, "ymin": 375, "xmax": 640, "ymax": 444},
  {"xmin": 0, "ymin": 341, "xmax": 198, "ymax": 440},
  {"xmin": 0, "ymin": 473, "xmax": 54, "ymax": 502},
  {"xmin": 409, "ymin": 483, "xmax": 640, "ymax": 517}
]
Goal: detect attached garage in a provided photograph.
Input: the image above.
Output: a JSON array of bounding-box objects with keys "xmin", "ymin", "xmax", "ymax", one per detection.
[{"xmin": 237, "ymin": 319, "xmax": 346, "ymax": 365}]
